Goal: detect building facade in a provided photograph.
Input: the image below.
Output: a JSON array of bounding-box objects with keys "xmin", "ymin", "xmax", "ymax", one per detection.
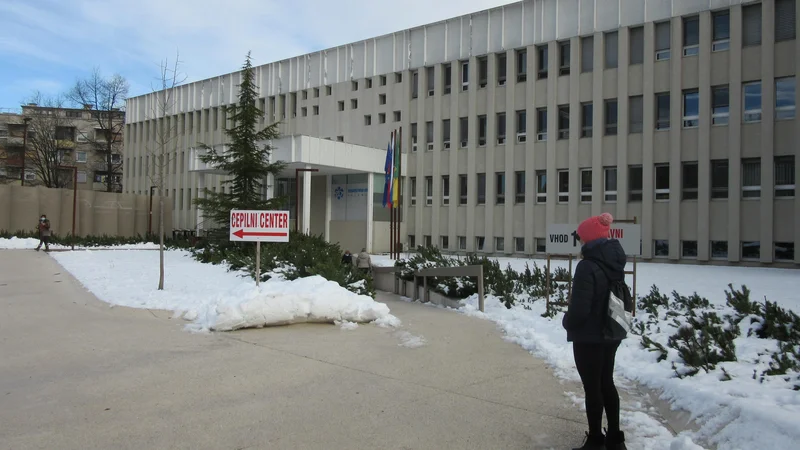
[
  {"xmin": 124, "ymin": 0, "xmax": 798, "ymax": 265},
  {"xmin": 0, "ymin": 105, "xmax": 125, "ymax": 192}
]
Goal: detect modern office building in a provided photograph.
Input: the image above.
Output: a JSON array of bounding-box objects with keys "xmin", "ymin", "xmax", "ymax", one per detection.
[{"xmin": 124, "ymin": 0, "xmax": 798, "ymax": 265}]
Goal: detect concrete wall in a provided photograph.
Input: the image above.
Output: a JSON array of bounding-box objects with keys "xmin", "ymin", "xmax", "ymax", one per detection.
[{"xmin": 0, "ymin": 185, "xmax": 172, "ymax": 237}]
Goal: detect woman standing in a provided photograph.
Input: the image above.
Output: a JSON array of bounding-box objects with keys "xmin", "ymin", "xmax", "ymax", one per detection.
[{"xmin": 562, "ymin": 213, "xmax": 628, "ymax": 450}]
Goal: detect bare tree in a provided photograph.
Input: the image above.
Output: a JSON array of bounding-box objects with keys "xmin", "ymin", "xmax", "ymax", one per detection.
[
  {"xmin": 24, "ymin": 93, "xmax": 75, "ymax": 188},
  {"xmin": 67, "ymin": 69, "xmax": 129, "ymax": 192},
  {"xmin": 146, "ymin": 53, "xmax": 186, "ymax": 290}
]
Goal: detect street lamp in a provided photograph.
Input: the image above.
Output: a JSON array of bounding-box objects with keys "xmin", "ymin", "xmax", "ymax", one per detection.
[
  {"xmin": 20, "ymin": 117, "xmax": 31, "ymax": 186},
  {"xmin": 58, "ymin": 165, "xmax": 78, "ymax": 250},
  {"xmin": 294, "ymin": 168, "xmax": 318, "ymax": 232}
]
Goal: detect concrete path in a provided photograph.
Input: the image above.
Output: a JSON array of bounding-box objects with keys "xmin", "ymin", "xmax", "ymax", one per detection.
[{"xmin": 0, "ymin": 250, "xmax": 588, "ymax": 450}]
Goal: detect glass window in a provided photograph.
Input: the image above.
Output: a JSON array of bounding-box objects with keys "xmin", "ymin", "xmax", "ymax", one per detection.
[
  {"xmin": 629, "ymin": 96, "xmax": 643, "ymax": 133},
  {"xmin": 775, "ymin": 156, "xmax": 795, "ymax": 197},
  {"xmin": 536, "ymin": 171, "xmax": 547, "ymax": 203},
  {"xmin": 443, "ymin": 119, "xmax": 451, "ymax": 145},
  {"xmin": 442, "ymin": 175, "xmax": 450, "ymax": 205},
  {"xmin": 581, "ymin": 36, "xmax": 593, "ymax": 72},
  {"xmin": 743, "ymin": 3, "xmax": 762, "ymax": 46},
  {"xmin": 461, "ymin": 61, "xmax": 469, "ymax": 90},
  {"xmin": 742, "ymin": 241, "xmax": 760, "ymax": 260},
  {"xmin": 683, "ymin": 16, "xmax": 700, "ymax": 56},
  {"xmin": 497, "ymin": 113, "xmax": 506, "ymax": 143},
  {"xmin": 629, "ymin": 26, "xmax": 644, "ymax": 65},
  {"xmin": 426, "ymin": 66, "xmax": 435, "ymax": 94},
  {"xmin": 495, "ymin": 237, "xmax": 505, "ymax": 252},
  {"xmin": 536, "ymin": 108, "xmax": 548, "ymax": 141},
  {"xmin": 655, "ymin": 21, "xmax": 671, "ymax": 60},
  {"xmin": 581, "ymin": 103, "xmax": 593, "ymax": 137},
  {"xmin": 516, "ymin": 49, "xmax": 528, "ymax": 82},
  {"xmin": 629, "ymin": 165, "xmax": 643, "ymax": 201},
  {"xmin": 411, "ymin": 70, "xmax": 419, "ymax": 98},
  {"xmin": 775, "ymin": 0, "xmax": 796, "ymax": 42},
  {"xmin": 743, "ymin": 81, "xmax": 762, "ymax": 122},
  {"xmin": 478, "ymin": 116, "xmax": 487, "ymax": 146},
  {"xmin": 537, "ymin": 45, "xmax": 548, "ymax": 79},
  {"xmin": 458, "ymin": 236, "xmax": 467, "ymax": 250},
  {"xmin": 441, "ymin": 236, "xmax": 449, "ymax": 249},
  {"xmin": 410, "ymin": 177, "xmax": 417, "ymax": 205},
  {"xmin": 605, "ymin": 31, "xmax": 618, "ymax": 68},
  {"xmin": 656, "ymin": 93, "xmax": 671, "ymax": 130},
  {"xmin": 711, "ymin": 160, "xmax": 729, "ymax": 199},
  {"xmin": 516, "ymin": 110, "xmax": 527, "ymax": 136},
  {"xmin": 443, "ymin": 64, "xmax": 452, "ymax": 94},
  {"xmin": 515, "ymin": 171, "xmax": 526, "ymax": 203},
  {"xmin": 475, "ymin": 236, "xmax": 485, "ymax": 251},
  {"xmin": 742, "ymin": 158, "xmax": 761, "ymax": 198},
  {"xmin": 580, "ymin": 169, "xmax": 592, "ymax": 203},
  {"xmin": 682, "ymin": 241, "xmax": 698, "ymax": 258},
  {"xmin": 776, "ymin": 77, "xmax": 796, "ymax": 120},
  {"xmin": 682, "ymin": 162, "xmax": 698, "ymax": 200},
  {"xmin": 478, "ymin": 56, "xmax": 488, "ymax": 88},
  {"xmin": 604, "ymin": 167, "xmax": 617, "ymax": 202},
  {"xmin": 557, "ymin": 170, "xmax": 569, "ymax": 203},
  {"xmin": 559, "ymin": 41, "xmax": 571, "ymax": 76},
  {"xmin": 558, "ymin": 106, "xmax": 570, "ymax": 139},
  {"xmin": 605, "ymin": 100, "xmax": 618, "ymax": 135},
  {"xmin": 459, "ymin": 174, "xmax": 468, "ymax": 205},
  {"xmin": 654, "ymin": 240, "xmax": 669, "ymax": 257},
  {"xmin": 775, "ymin": 242, "xmax": 795, "ymax": 262},
  {"xmin": 712, "ymin": 86, "xmax": 730, "ymax": 125},
  {"xmin": 459, "ymin": 117, "xmax": 468, "ymax": 147},
  {"xmin": 712, "ymin": 10, "xmax": 731, "ymax": 51},
  {"xmin": 496, "ymin": 172, "xmax": 506, "ymax": 204},
  {"xmin": 655, "ymin": 164, "xmax": 670, "ymax": 200},
  {"xmin": 515, "ymin": 237, "xmax": 525, "ymax": 253},
  {"xmin": 477, "ymin": 173, "xmax": 486, "ymax": 204},
  {"xmin": 683, "ymin": 90, "xmax": 699, "ymax": 128},
  {"xmin": 711, "ymin": 241, "xmax": 728, "ymax": 259}
]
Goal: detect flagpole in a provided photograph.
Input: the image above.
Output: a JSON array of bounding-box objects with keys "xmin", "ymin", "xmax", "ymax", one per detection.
[
  {"xmin": 396, "ymin": 126, "xmax": 402, "ymax": 260},
  {"xmin": 389, "ymin": 130, "xmax": 395, "ymax": 258}
]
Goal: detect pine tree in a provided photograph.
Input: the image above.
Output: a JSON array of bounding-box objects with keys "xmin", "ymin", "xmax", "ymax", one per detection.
[{"xmin": 194, "ymin": 52, "xmax": 287, "ymax": 239}]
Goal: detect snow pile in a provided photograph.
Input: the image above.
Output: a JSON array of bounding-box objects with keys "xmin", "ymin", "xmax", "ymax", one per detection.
[
  {"xmin": 51, "ymin": 249, "xmax": 399, "ymax": 332},
  {"xmin": 0, "ymin": 237, "xmax": 159, "ymax": 250}
]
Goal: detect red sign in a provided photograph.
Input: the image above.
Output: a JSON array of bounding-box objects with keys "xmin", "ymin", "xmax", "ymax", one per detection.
[{"xmin": 229, "ymin": 210, "xmax": 290, "ymax": 242}]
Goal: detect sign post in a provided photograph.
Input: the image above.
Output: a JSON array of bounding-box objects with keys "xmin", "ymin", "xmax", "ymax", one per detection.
[{"xmin": 229, "ymin": 210, "xmax": 291, "ymax": 286}]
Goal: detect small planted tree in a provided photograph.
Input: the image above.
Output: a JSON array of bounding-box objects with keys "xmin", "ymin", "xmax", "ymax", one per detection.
[{"xmin": 194, "ymin": 52, "xmax": 286, "ymax": 240}]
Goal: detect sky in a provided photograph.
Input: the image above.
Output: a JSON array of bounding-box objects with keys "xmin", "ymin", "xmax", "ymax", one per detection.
[{"xmin": 0, "ymin": 0, "xmax": 514, "ymax": 109}]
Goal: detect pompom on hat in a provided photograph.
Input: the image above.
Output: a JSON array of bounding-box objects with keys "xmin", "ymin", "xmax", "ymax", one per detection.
[{"xmin": 576, "ymin": 212, "xmax": 614, "ymax": 244}]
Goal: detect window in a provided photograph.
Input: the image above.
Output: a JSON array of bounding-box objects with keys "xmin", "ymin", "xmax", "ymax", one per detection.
[
  {"xmin": 712, "ymin": 10, "xmax": 730, "ymax": 51},
  {"xmin": 559, "ymin": 41, "xmax": 570, "ymax": 76},
  {"xmin": 495, "ymin": 237, "xmax": 505, "ymax": 252},
  {"xmin": 75, "ymin": 151, "xmax": 87, "ymax": 163},
  {"xmin": 444, "ymin": 63, "xmax": 452, "ymax": 94},
  {"xmin": 364, "ymin": 115, "xmax": 372, "ymax": 126},
  {"xmin": 461, "ymin": 61, "xmax": 469, "ymax": 90},
  {"xmin": 497, "ymin": 53, "xmax": 507, "ymax": 86},
  {"xmin": 408, "ymin": 235, "xmax": 416, "ymax": 249},
  {"xmin": 743, "ymin": 3, "xmax": 762, "ymax": 46},
  {"xmin": 301, "ymin": 107, "xmax": 307, "ymax": 117},
  {"xmin": 581, "ymin": 36, "xmax": 593, "ymax": 72},
  {"xmin": 497, "ymin": 113, "xmax": 507, "ymax": 144},
  {"xmin": 711, "ymin": 160, "xmax": 729, "ymax": 199},
  {"xmin": 775, "ymin": 156, "xmax": 795, "ymax": 197},
  {"xmin": 537, "ymin": 45, "xmax": 548, "ymax": 79},
  {"xmin": 581, "ymin": 102, "xmax": 593, "ymax": 137},
  {"xmin": 605, "ymin": 31, "xmax": 618, "ymax": 69},
  {"xmin": 515, "ymin": 171, "xmax": 525, "ymax": 203},
  {"xmin": 459, "ymin": 174, "xmax": 468, "ymax": 205},
  {"xmin": 683, "ymin": 16, "xmax": 700, "ymax": 56},
  {"xmin": 442, "ymin": 175, "xmax": 450, "ymax": 205},
  {"xmin": 379, "ymin": 94, "xmax": 387, "ymax": 105},
  {"xmin": 410, "ymin": 177, "xmax": 417, "ymax": 205},
  {"xmin": 351, "ymin": 99, "xmax": 358, "ymax": 109},
  {"xmin": 478, "ymin": 57, "xmax": 488, "ymax": 88},
  {"xmin": 629, "ymin": 165, "xmax": 643, "ymax": 201},
  {"xmin": 605, "ymin": 100, "xmax": 618, "ymax": 135},
  {"xmin": 712, "ymin": 86, "xmax": 730, "ymax": 125},
  {"xmin": 536, "ymin": 171, "xmax": 547, "ymax": 203},
  {"xmin": 775, "ymin": 0, "xmax": 796, "ymax": 42},
  {"xmin": 443, "ymin": 119, "xmax": 451, "ymax": 148},
  {"xmin": 536, "ymin": 108, "xmax": 547, "ymax": 141},
  {"xmin": 682, "ymin": 162, "xmax": 698, "ymax": 200},
  {"xmin": 655, "ymin": 21, "xmax": 671, "ymax": 60},
  {"xmin": 476, "ymin": 236, "xmax": 485, "ymax": 251},
  {"xmin": 351, "ymin": 81, "xmax": 358, "ymax": 91},
  {"xmin": 396, "ymin": 73, "xmax": 403, "ymax": 83},
  {"xmin": 313, "ymin": 105, "xmax": 320, "ymax": 115},
  {"xmin": 742, "ymin": 241, "xmax": 760, "ymax": 260},
  {"xmin": 477, "ymin": 173, "xmax": 486, "ymax": 204},
  {"xmin": 338, "ymin": 101, "xmax": 345, "ymax": 111},
  {"xmin": 515, "ymin": 237, "xmax": 525, "ymax": 253},
  {"xmin": 683, "ymin": 90, "xmax": 699, "ymax": 128},
  {"xmin": 478, "ymin": 115, "xmax": 487, "ymax": 146},
  {"xmin": 682, "ymin": 241, "xmax": 698, "ymax": 258},
  {"xmin": 557, "ymin": 170, "xmax": 569, "ymax": 203},
  {"xmin": 411, "ymin": 70, "xmax": 419, "ymax": 98},
  {"xmin": 558, "ymin": 105, "xmax": 570, "ymax": 139},
  {"xmin": 496, "ymin": 172, "xmax": 506, "ymax": 204},
  {"xmin": 743, "ymin": 82, "xmax": 762, "ymax": 122},
  {"xmin": 326, "ymin": 86, "xmax": 332, "ymax": 96},
  {"xmin": 516, "ymin": 110, "xmax": 527, "ymax": 141},
  {"xmin": 775, "ymin": 77, "xmax": 796, "ymax": 120},
  {"xmin": 426, "ymin": 121, "xmax": 434, "ymax": 146},
  {"xmin": 377, "ymin": 113, "xmax": 385, "ymax": 124},
  {"xmin": 775, "ymin": 242, "xmax": 795, "ymax": 262},
  {"xmin": 441, "ymin": 236, "xmax": 449, "ymax": 249},
  {"xmin": 630, "ymin": 26, "xmax": 644, "ymax": 65},
  {"xmin": 516, "ymin": 49, "xmax": 527, "ymax": 82},
  {"xmin": 379, "ymin": 75, "xmax": 387, "ymax": 86},
  {"xmin": 77, "ymin": 171, "xmax": 87, "ymax": 183},
  {"xmin": 425, "ymin": 176, "xmax": 433, "ymax": 205},
  {"xmin": 458, "ymin": 236, "xmax": 467, "ymax": 250},
  {"xmin": 629, "ymin": 96, "xmax": 643, "ymax": 133},
  {"xmin": 459, "ymin": 117, "xmax": 468, "ymax": 148},
  {"xmin": 604, "ymin": 167, "xmax": 617, "ymax": 202},
  {"xmin": 580, "ymin": 169, "xmax": 592, "ymax": 203},
  {"xmin": 336, "ymin": 136, "xmax": 344, "ymax": 142},
  {"xmin": 655, "ymin": 164, "xmax": 670, "ymax": 200},
  {"xmin": 394, "ymin": 111, "xmax": 402, "ymax": 122},
  {"xmin": 424, "ymin": 235, "xmax": 432, "ymax": 248},
  {"xmin": 536, "ymin": 238, "xmax": 546, "ymax": 253},
  {"xmin": 426, "ymin": 66, "xmax": 435, "ymax": 95},
  {"xmin": 656, "ymin": 93, "xmax": 671, "ymax": 130},
  {"xmin": 654, "ymin": 240, "xmax": 669, "ymax": 257},
  {"xmin": 742, "ymin": 158, "xmax": 761, "ymax": 198},
  {"xmin": 711, "ymin": 241, "xmax": 728, "ymax": 259},
  {"xmin": 314, "ymin": 88, "xmax": 320, "ymax": 97}
]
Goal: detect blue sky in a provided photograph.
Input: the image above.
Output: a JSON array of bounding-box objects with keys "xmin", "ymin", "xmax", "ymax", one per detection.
[{"xmin": 0, "ymin": 0, "xmax": 511, "ymax": 109}]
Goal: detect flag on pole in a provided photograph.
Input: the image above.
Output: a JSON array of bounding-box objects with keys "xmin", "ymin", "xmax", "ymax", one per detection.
[
  {"xmin": 382, "ymin": 131, "xmax": 394, "ymax": 208},
  {"xmin": 392, "ymin": 130, "xmax": 400, "ymax": 206}
]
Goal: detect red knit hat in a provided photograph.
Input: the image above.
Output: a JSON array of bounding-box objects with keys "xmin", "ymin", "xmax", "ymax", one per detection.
[{"xmin": 577, "ymin": 213, "xmax": 614, "ymax": 244}]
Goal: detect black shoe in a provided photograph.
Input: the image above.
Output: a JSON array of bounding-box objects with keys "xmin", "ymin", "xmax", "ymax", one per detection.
[
  {"xmin": 605, "ymin": 431, "xmax": 627, "ymax": 450},
  {"xmin": 573, "ymin": 431, "xmax": 606, "ymax": 450},
  {"xmin": 35, "ymin": 247, "xmax": 40, "ymax": 252}
]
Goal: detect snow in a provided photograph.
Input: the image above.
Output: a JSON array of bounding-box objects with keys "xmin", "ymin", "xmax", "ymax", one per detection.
[
  {"xmin": 0, "ymin": 237, "xmax": 159, "ymax": 251},
  {"xmin": 51, "ymin": 249, "xmax": 399, "ymax": 332},
  {"xmin": 377, "ymin": 253, "xmax": 800, "ymax": 449}
]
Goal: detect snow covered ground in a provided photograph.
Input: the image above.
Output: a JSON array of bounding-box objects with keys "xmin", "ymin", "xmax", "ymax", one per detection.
[
  {"xmin": 375, "ymin": 253, "xmax": 800, "ymax": 449},
  {"xmin": 51, "ymin": 249, "xmax": 399, "ymax": 332},
  {"xmin": 0, "ymin": 237, "xmax": 159, "ymax": 251}
]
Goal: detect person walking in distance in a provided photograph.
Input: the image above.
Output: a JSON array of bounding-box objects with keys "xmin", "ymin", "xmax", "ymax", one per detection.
[
  {"xmin": 35, "ymin": 214, "xmax": 52, "ymax": 252},
  {"xmin": 562, "ymin": 212, "xmax": 628, "ymax": 450},
  {"xmin": 355, "ymin": 248, "xmax": 371, "ymax": 275},
  {"xmin": 341, "ymin": 250, "xmax": 353, "ymax": 266}
]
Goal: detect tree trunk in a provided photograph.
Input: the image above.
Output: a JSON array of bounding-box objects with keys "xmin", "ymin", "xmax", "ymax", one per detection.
[
  {"xmin": 107, "ymin": 114, "xmax": 113, "ymax": 192},
  {"xmin": 158, "ymin": 132, "xmax": 166, "ymax": 290}
]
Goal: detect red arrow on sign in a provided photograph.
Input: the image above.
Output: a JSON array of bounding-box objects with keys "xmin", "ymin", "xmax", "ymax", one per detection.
[{"xmin": 232, "ymin": 229, "xmax": 288, "ymax": 239}]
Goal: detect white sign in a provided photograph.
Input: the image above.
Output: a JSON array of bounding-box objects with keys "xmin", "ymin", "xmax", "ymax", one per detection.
[
  {"xmin": 545, "ymin": 223, "xmax": 642, "ymax": 256},
  {"xmin": 229, "ymin": 210, "xmax": 290, "ymax": 242}
]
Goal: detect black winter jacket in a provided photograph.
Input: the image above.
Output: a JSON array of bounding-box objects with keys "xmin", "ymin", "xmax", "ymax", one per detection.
[{"xmin": 562, "ymin": 238, "xmax": 627, "ymax": 343}]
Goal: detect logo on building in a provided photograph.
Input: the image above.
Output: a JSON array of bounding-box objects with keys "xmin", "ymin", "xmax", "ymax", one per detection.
[{"xmin": 335, "ymin": 186, "xmax": 344, "ymax": 200}]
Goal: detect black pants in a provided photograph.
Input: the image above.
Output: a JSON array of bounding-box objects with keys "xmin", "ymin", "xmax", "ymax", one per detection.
[
  {"xmin": 37, "ymin": 236, "xmax": 50, "ymax": 250},
  {"xmin": 573, "ymin": 341, "xmax": 621, "ymax": 437}
]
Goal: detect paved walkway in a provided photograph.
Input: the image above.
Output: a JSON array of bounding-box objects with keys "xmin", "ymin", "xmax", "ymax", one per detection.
[{"xmin": 1, "ymin": 250, "xmax": 589, "ymax": 450}]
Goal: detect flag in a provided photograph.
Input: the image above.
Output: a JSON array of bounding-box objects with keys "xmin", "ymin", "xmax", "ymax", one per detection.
[
  {"xmin": 392, "ymin": 130, "xmax": 400, "ymax": 205},
  {"xmin": 382, "ymin": 132, "xmax": 394, "ymax": 208}
]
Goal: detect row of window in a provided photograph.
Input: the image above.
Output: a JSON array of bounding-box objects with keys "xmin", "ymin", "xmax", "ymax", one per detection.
[
  {"xmin": 408, "ymin": 156, "xmax": 795, "ymax": 206},
  {"xmin": 408, "ymin": 0, "xmax": 795, "ymax": 97},
  {"xmin": 407, "ymin": 76, "xmax": 796, "ymax": 149},
  {"xmin": 406, "ymin": 234, "xmax": 796, "ymax": 262}
]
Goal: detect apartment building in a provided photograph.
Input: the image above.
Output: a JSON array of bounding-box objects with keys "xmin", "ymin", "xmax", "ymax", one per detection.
[
  {"xmin": 0, "ymin": 104, "xmax": 125, "ymax": 192},
  {"xmin": 124, "ymin": 0, "xmax": 798, "ymax": 265}
]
